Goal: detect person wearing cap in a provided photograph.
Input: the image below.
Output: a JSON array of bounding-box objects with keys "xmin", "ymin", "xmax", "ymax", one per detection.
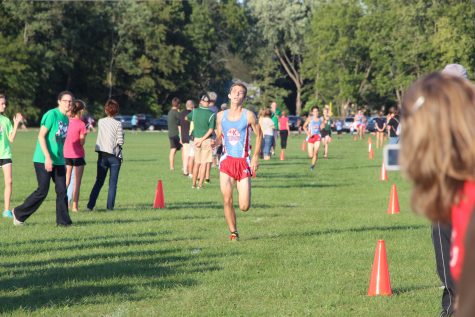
[
  {"xmin": 167, "ymin": 97, "xmax": 181, "ymax": 171},
  {"xmin": 207, "ymin": 91, "xmax": 219, "ymax": 181},
  {"xmin": 179, "ymin": 100, "xmax": 194, "ymax": 176},
  {"xmin": 186, "ymin": 93, "xmax": 216, "ymax": 189}
]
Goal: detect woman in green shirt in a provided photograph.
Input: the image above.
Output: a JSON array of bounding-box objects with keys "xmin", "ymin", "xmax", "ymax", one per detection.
[
  {"xmin": 0, "ymin": 95, "xmax": 23, "ymax": 218},
  {"xmin": 12, "ymin": 91, "xmax": 73, "ymax": 226}
]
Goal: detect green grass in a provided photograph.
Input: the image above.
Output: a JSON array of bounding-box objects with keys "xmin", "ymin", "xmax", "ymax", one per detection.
[{"xmin": 1, "ymin": 131, "xmax": 439, "ymax": 316}]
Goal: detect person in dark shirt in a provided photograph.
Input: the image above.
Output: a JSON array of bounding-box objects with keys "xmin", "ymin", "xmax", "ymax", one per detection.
[
  {"xmin": 374, "ymin": 111, "xmax": 387, "ymax": 148},
  {"xmin": 387, "ymin": 107, "xmax": 400, "ymax": 144},
  {"xmin": 167, "ymin": 97, "xmax": 181, "ymax": 171},
  {"xmin": 179, "ymin": 100, "xmax": 194, "ymax": 176}
]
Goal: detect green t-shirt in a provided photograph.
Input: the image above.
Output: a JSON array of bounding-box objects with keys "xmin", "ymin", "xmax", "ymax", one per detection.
[
  {"xmin": 167, "ymin": 108, "xmax": 180, "ymax": 137},
  {"xmin": 186, "ymin": 106, "xmax": 216, "ymax": 138},
  {"xmin": 0, "ymin": 115, "xmax": 13, "ymax": 159},
  {"xmin": 33, "ymin": 108, "xmax": 69, "ymax": 165},
  {"xmin": 272, "ymin": 108, "xmax": 281, "ymax": 130}
]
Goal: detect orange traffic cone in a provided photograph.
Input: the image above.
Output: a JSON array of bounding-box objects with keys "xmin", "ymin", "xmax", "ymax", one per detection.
[
  {"xmin": 280, "ymin": 150, "xmax": 285, "ymax": 161},
  {"xmin": 368, "ymin": 148, "xmax": 374, "ymax": 160},
  {"xmin": 368, "ymin": 240, "xmax": 392, "ymax": 296},
  {"xmin": 387, "ymin": 184, "xmax": 400, "ymax": 214},
  {"xmin": 153, "ymin": 180, "xmax": 165, "ymax": 209},
  {"xmin": 368, "ymin": 141, "xmax": 372, "ymax": 153},
  {"xmin": 380, "ymin": 162, "xmax": 388, "ymax": 181},
  {"xmin": 301, "ymin": 139, "xmax": 306, "ymax": 151}
]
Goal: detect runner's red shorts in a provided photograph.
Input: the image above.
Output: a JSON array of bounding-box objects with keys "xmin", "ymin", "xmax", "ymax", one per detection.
[
  {"xmin": 219, "ymin": 156, "xmax": 252, "ymax": 181},
  {"xmin": 308, "ymin": 134, "xmax": 321, "ymax": 144}
]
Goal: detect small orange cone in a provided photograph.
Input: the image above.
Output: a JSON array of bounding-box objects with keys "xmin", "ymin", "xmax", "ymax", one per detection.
[
  {"xmin": 368, "ymin": 136, "xmax": 372, "ymax": 146},
  {"xmin": 368, "ymin": 148, "xmax": 374, "ymax": 160},
  {"xmin": 387, "ymin": 184, "xmax": 400, "ymax": 214},
  {"xmin": 280, "ymin": 150, "xmax": 285, "ymax": 161},
  {"xmin": 153, "ymin": 180, "xmax": 165, "ymax": 209},
  {"xmin": 301, "ymin": 139, "xmax": 306, "ymax": 151},
  {"xmin": 368, "ymin": 240, "xmax": 392, "ymax": 296},
  {"xmin": 368, "ymin": 141, "xmax": 372, "ymax": 153},
  {"xmin": 380, "ymin": 162, "xmax": 388, "ymax": 181}
]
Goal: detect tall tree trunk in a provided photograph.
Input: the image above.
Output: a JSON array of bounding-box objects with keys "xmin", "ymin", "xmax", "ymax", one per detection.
[
  {"xmin": 296, "ymin": 84, "xmax": 302, "ymax": 116},
  {"xmin": 274, "ymin": 47, "xmax": 303, "ymax": 115}
]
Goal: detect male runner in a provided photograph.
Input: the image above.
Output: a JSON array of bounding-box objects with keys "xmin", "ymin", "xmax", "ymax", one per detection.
[
  {"xmin": 216, "ymin": 83, "xmax": 262, "ymax": 241},
  {"xmin": 303, "ymin": 106, "xmax": 322, "ymax": 171}
]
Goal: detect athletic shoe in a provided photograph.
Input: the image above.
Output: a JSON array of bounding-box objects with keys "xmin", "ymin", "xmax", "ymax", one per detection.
[
  {"xmin": 192, "ymin": 185, "xmax": 196, "ymax": 189},
  {"xmin": 188, "ymin": 174, "xmax": 193, "ymax": 178},
  {"xmin": 11, "ymin": 209, "xmax": 24, "ymax": 226},
  {"xmin": 205, "ymin": 179, "xmax": 210, "ymax": 184},
  {"xmin": 229, "ymin": 231, "xmax": 239, "ymax": 241},
  {"xmin": 2, "ymin": 210, "xmax": 13, "ymax": 218},
  {"xmin": 310, "ymin": 165, "xmax": 315, "ymax": 171}
]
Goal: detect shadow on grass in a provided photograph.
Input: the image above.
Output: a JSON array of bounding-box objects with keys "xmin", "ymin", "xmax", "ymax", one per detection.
[
  {"xmin": 248, "ymin": 224, "xmax": 426, "ymax": 241},
  {"xmin": 0, "ymin": 247, "xmax": 223, "ymax": 313},
  {"xmin": 164, "ymin": 201, "xmax": 272, "ymax": 210},
  {"xmin": 253, "ymin": 183, "xmax": 341, "ymax": 189},
  {"xmin": 392, "ymin": 284, "xmax": 435, "ymax": 295}
]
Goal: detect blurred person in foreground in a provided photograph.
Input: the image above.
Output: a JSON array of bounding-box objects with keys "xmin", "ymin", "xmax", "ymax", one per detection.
[{"xmin": 400, "ymin": 71, "xmax": 475, "ymax": 317}]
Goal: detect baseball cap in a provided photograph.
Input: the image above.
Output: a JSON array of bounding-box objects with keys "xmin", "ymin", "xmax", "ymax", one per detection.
[
  {"xmin": 442, "ymin": 64, "xmax": 468, "ymax": 79},
  {"xmin": 207, "ymin": 91, "xmax": 217, "ymax": 101},
  {"xmin": 200, "ymin": 93, "xmax": 210, "ymax": 102}
]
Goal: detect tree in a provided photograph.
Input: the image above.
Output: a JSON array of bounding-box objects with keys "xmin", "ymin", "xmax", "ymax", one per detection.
[{"xmin": 248, "ymin": 0, "xmax": 310, "ymax": 115}]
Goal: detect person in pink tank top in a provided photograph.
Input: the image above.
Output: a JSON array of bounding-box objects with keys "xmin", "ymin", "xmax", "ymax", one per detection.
[
  {"xmin": 64, "ymin": 100, "xmax": 87, "ymax": 212},
  {"xmin": 400, "ymin": 72, "xmax": 475, "ymax": 315}
]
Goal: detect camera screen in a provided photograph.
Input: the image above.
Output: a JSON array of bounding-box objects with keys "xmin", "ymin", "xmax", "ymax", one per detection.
[{"xmin": 387, "ymin": 149, "xmax": 399, "ymax": 167}]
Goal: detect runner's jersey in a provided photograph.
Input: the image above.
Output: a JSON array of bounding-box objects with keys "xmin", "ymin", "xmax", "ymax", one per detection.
[
  {"xmin": 309, "ymin": 118, "xmax": 321, "ymax": 136},
  {"xmin": 221, "ymin": 109, "xmax": 250, "ymax": 158},
  {"xmin": 355, "ymin": 114, "xmax": 363, "ymax": 124}
]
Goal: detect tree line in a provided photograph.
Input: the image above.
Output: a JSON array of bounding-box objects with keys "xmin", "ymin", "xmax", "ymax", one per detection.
[{"xmin": 1, "ymin": 0, "xmax": 474, "ymax": 122}]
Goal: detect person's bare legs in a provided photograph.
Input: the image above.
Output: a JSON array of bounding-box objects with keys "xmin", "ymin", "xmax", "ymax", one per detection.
[
  {"xmin": 182, "ymin": 144, "xmax": 189, "ymax": 174},
  {"xmin": 198, "ymin": 162, "xmax": 207, "ymax": 187},
  {"xmin": 236, "ymin": 177, "xmax": 251, "ymax": 212},
  {"xmin": 66, "ymin": 165, "xmax": 73, "ymax": 187},
  {"xmin": 192, "ymin": 162, "xmax": 200, "ymax": 187},
  {"xmin": 307, "ymin": 142, "xmax": 314, "ymax": 159},
  {"xmin": 2, "ymin": 164, "xmax": 12, "ymax": 211},
  {"xmin": 188, "ymin": 156, "xmax": 194, "ymax": 177},
  {"xmin": 220, "ymin": 172, "xmax": 237, "ymax": 233},
  {"xmin": 205, "ymin": 162, "xmax": 211, "ymax": 181},
  {"xmin": 323, "ymin": 138, "xmax": 329, "ymax": 158},
  {"xmin": 169, "ymin": 148, "xmax": 177, "ymax": 170},
  {"xmin": 312, "ymin": 141, "xmax": 320, "ymax": 167},
  {"xmin": 72, "ymin": 165, "xmax": 84, "ymax": 212}
]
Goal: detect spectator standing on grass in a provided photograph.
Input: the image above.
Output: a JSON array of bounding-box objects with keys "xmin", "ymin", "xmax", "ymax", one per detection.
[
  {"xmin": 0, "ymin": 95, "xmax": 23, "ymax": 219},
  {"xmin": 167, "ymin": 97, "xmax": 181, "ymax": 171},
  {"xmin": 179, "ymin": 100, "xmax": 193, "ymax": 176},
  {"xmin": 387, "ymin": 107, "xmax": 400, "ymax": 144},
  {"xmin": 207, "ymin": 91, "xmax": 218, "ymax": 180},
  {"xmin": 270, "ymin": 101, "xmax": 280, "ymax": 155},
  {"xmin": 374, "ymin": 111, "xmax": 387, "ymax": 149},
  {"xmin": 12, "ymin": 91, "xmax": 73, "ymax": 226},
  {"xmin": 400, "ymin": 71, "xmax": 475, "ymax": 317},
  {"xmin": 215, "ymin": 83, "xmax": 262, "ymax": 240},
  {"xmin": 278, "ymin": 110, "xmax": 290, "ymax": 159},
  {"xmin": 131, "ymin": 114, "xmax": 138, "ymax": 133},
  {"xmin": 64, "ymin": 99, "xmax": 87, "ymax": 213},
  {"xmin": 335, "ymin": 119, "xmax": 343, "ymax": 139},
  {"xmin": 87, "ymin": 99, "xmax": 124, "ymax": 211},
  {"xmin": 259, "ymin": 109, "xmax": 274, "ymax": 161},
  {"xmin": 187, "ymin": 93, "xmax": 216, "ymax": 189}
]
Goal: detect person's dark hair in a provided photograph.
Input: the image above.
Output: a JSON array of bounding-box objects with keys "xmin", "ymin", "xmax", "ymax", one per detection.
[
  {"xmin": 229, "ymin": 83, "xmax": 248, "ymax": 97},
  {"xmin": 171, "ymin": 97, "xmax": 180, "ymax": 108},
  {"xmin": 0, "ymin": 94, "xmax": 5, "ymax": 100},
  {"xmin": 104, "ymin": 99, "xmax": 119, "ymax": 116},
  {"xmin": 71, "ymin": 99, "xmax": 86, "ymax": 116},
  {"xmin": 57, "ymin": 91, "xmax": 74, "ymax": 101},
  {"xmin": 311, "ymin": 106, "xmax": 319, "ymax": 111}
]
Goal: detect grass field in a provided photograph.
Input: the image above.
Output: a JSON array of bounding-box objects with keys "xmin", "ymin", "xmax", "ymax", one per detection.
[{"xmin": 0, "ymin": 130, "xmax": 440, "ymax": 316}]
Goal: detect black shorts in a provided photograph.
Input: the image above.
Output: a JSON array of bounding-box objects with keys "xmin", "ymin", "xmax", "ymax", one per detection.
[
  {"xmin": 169, "ymin": 136, "xmax": 182, "ymax": 150},
  {"xmin": 65, "ymin": 157, "xmax": 86, "ymax": 166},
  {"xmin": 0, "ymin": 159, "xmax": 12, "ymax": 166},
  {"xmin": 321, "ymin": 130, "xmax": 331, "ymax": 138}
]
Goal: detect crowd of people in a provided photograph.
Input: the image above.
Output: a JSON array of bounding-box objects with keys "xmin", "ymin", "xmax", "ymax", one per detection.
[{"xmin": 1, "ymin": 63, "xmax": 475, "ymax": 315}]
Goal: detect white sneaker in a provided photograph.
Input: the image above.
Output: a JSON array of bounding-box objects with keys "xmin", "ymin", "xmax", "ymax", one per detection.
[{"xmin": 12, "ymin": 209, "xmax": 24, "ymax": 226}]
